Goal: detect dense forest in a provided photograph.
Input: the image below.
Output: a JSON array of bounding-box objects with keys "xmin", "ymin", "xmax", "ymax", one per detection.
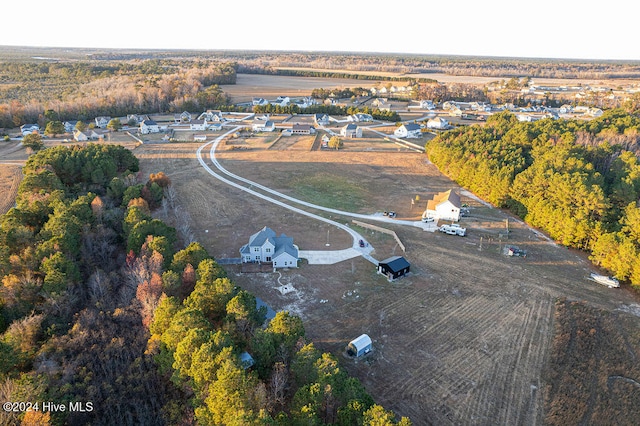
[
  {"xmin": 0, "ymin": 144, "xmax": 410, "ymax": 425},
  {"xmin": 426, "ymin": 109, "xmax": 640, "ymax": 286}
]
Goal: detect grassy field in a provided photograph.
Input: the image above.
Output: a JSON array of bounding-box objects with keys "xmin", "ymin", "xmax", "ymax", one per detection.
[{"xmin": 290, "ymin": 173, "xmax": 367, "ymax": 212}]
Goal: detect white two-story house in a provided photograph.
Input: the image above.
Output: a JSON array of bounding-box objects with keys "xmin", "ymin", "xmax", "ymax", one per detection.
[{"xmin": 240, "ymin": 226, "xmax": 299, "ymax": 269}]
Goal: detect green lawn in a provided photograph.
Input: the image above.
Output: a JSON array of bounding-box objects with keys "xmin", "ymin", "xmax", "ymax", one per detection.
[{"xmin": 291, "ymin": 173, "xmax": 367, "ymax": 212}]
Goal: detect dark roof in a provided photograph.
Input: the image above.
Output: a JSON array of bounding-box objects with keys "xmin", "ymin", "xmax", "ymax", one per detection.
[
  {"xmin": 379, "ymin": 256, "xmax": 410, "ymax": 272},
  {"xmin": 403, "ymin": 123, "xmax": 421, "ymax": 131}
]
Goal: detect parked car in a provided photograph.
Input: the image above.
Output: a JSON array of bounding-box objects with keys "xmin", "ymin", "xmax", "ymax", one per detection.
[{"xmin": 359, "ymin": 239, "xmax": 365, "ymax": 247}]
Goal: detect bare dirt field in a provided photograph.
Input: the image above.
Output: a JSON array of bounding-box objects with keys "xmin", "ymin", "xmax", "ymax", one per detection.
[
  {"xmin": 132, "ymin": 138, "xmax": 640, "ymax": 425},
  {"xmin": 0, "ymin": 141, "xmax": 28, "ymax": 214},
  {"xmin": 0, "ymin": 164, "xmax": 21, "ymax": 215}
]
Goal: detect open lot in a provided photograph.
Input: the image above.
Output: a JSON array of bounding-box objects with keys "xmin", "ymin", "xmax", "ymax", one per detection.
[
  {"xmin": 133, "ymin": 137, "xmax": 640, "ymax": 425},
  {"xmin": 220, "ymin": 74, "xmax": 382, "ymax": 104}
]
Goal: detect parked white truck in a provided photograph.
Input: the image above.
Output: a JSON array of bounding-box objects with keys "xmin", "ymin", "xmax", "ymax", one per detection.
[{"xmin": 439, "ymin": 223, "xmax": 466, "ymax": 236}]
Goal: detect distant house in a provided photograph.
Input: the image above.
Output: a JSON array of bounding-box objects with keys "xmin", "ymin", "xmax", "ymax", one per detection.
[
  {"xmin": 94, "ymin": 116, "xmax": 111, "ymax": 129},
  {"xmin": 252, "ymin": 97, "xmax": 269, "ymax": 106},
  {"xmin": 140, "ymin": 119, "xmax": 160, "ymax": 134},
  {"xmin": 271, "ymin": 96, "xmax": 290, "ymax": 107},
  {"xmin": 208, "ymin": 122, "xmax": 223, "ymax": 131},
  {"xmin": 296, "ymin": 97, "xmax": 316, "ymax": 108},
  {"xmin": 291, "ymin": 124, "xmax": 315, "ymax": 135},
  {"xmin": 340, "ymin": 123, "xmax": 362, "ymax": 138},
  {"xmin": 63, "ymin": 120, "xmax": 79, "ymax": 133},
  {"xmin": 252, "ymin": 119, "xmax": 275, "ymax": 132},
  {"xmin": 127, "ymin": 114, "xmax": 146, "ymax": 124},
  {"xmin": 426, "ymin": 117, "xmax": 449, "ymax": 130},
  {"xmin": 348, "ymin": 113, "xmax": 373, "ymax": 122},
  {"xmin": 448, "ymin": 106, "xmax": 463, "ymax": 117},
  {"xmin": 73, "ymin": 128, "xmax": 106, "ymax": 141},
  {"xmin": 372, "ymin": 98, "xmax": 391, "ymax": 111},
  {"xmin": 587, "ymin": 107, "xmax": 603, "ymax": 117},
  {"xmin": 72, "ymin": 129, "xmax": 89, "ymax": 142},
  {"xmin": 314, "ymin": 113, "xmax": 330, "ymax": 126},
  {"xmin": 198, "ymin": 110, "xmax": 224, "ymax": 122},
  {"xmin": 189, "ymin": 119, "xmax": 208, "ymax": 131},
  {"xmin": 394, "ymin": 123, "xmax": 422, "ymax": 138},
  {"xmin": 239, "ymin": 226, "xmax": 299, "ymax": 269},
  {"xmin": 174, "ymin": 111, "xmax": 192, "ymax": 123},
  {"xmin": 516, "ymin": 114, "xmax": 540, "ymax": 122},
  {"xmin": 377, "ymin": 256, "xmax": 411, "ymax": 280},
  {"xmin": 20, "ymin": 124, "xmax": 40, "ymax": 135},
  {"xmin": 424, "ymin": 189, "xmax": 461, "ymax": 222},
  {"xmin": 419, "ymin": 100, "xmax": 436, "ymax": 110},
  {"xmin": 559, "ymin": 104, "xmax": 574, "ymax": 114},
  {"xmin": 348, "ymin": 334, "xmax": 372, "ymax": 357}
]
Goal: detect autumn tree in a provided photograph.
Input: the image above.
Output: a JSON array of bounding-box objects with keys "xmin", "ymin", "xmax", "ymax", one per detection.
[{"xmin": 329, "ymin": 135, "xmax": 343, "ymax": 150}]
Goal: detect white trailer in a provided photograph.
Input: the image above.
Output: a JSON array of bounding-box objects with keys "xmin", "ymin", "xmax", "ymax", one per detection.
[{"xmin": 439, "ymin": 223, "xmax": 466, "ymax": 236}]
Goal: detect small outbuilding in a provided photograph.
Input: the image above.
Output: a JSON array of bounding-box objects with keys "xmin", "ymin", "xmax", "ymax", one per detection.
[
  {"xmin": 377, "ymin": 256, "xmax": 410, "ymax": 280},
  {"xmin": 348, "ymin": 334, "xmax": 372, "ymax": 357}
]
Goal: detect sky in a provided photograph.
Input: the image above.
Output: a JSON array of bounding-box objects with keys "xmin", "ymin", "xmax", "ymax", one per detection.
[{"xmin": 3, "ymin": 0, "xmax": 639, "ymax": 61}]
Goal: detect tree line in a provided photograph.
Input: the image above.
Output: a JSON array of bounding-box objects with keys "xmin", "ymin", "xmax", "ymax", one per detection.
[
  {"xmin": 0, "ymin": 144, "xmax": 410, "ymax": 425},
  {"xmin": 0, "ymin": 60, "xmax": 236, "ymax": 129},
  {"xmin": 237, "ymin": 64, "xmax": 437, "ymax": 84},
  {"xmin": 426, "ymin": 109, "xmax": 640, "ymax": 286}
]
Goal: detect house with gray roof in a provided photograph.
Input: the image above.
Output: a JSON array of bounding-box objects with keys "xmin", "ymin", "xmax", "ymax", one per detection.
[
  {"xmin": 240, "ymin": 226, "xmax": 299, "ymax": 269},
  {"xmin": 20, "ymin": 124, "xmax": 40, "ymax": 136},
  {"xmin": 64, "ymin": 120, "xmax": 79, "ymax": 133},
  {"xmin": 340, "ymin": 123, "xmax": 362, "ymax": 138},
  {"xmin": 314, "ymin": 113, "xmax": 330, "ymax": 126},
  {"xmin": 94, "ymin": 116, "xmax": 111, "ymax": 128},
  {"xmin": 394, "ymin": 123, "xmax": 422, "ymax": 138},
  {"xmin": 140, "ymin": 119, "xmax": 160, "ymax": 134}
]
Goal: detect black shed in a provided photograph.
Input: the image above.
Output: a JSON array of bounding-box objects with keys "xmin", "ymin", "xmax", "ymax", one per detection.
[{"xmin": 377, "ymin": 256, "xmax": 410, "ymax": 280}]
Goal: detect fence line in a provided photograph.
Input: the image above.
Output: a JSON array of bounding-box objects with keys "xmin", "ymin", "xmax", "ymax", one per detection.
[{"xmin": 352, "ymin": 220, "xmax": 406, "ymax": 253}]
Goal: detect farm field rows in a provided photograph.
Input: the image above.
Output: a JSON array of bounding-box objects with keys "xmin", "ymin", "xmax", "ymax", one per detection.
[{"xmin": 133, "ymin": 139, "xmax": 640, "ymax": 425}]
